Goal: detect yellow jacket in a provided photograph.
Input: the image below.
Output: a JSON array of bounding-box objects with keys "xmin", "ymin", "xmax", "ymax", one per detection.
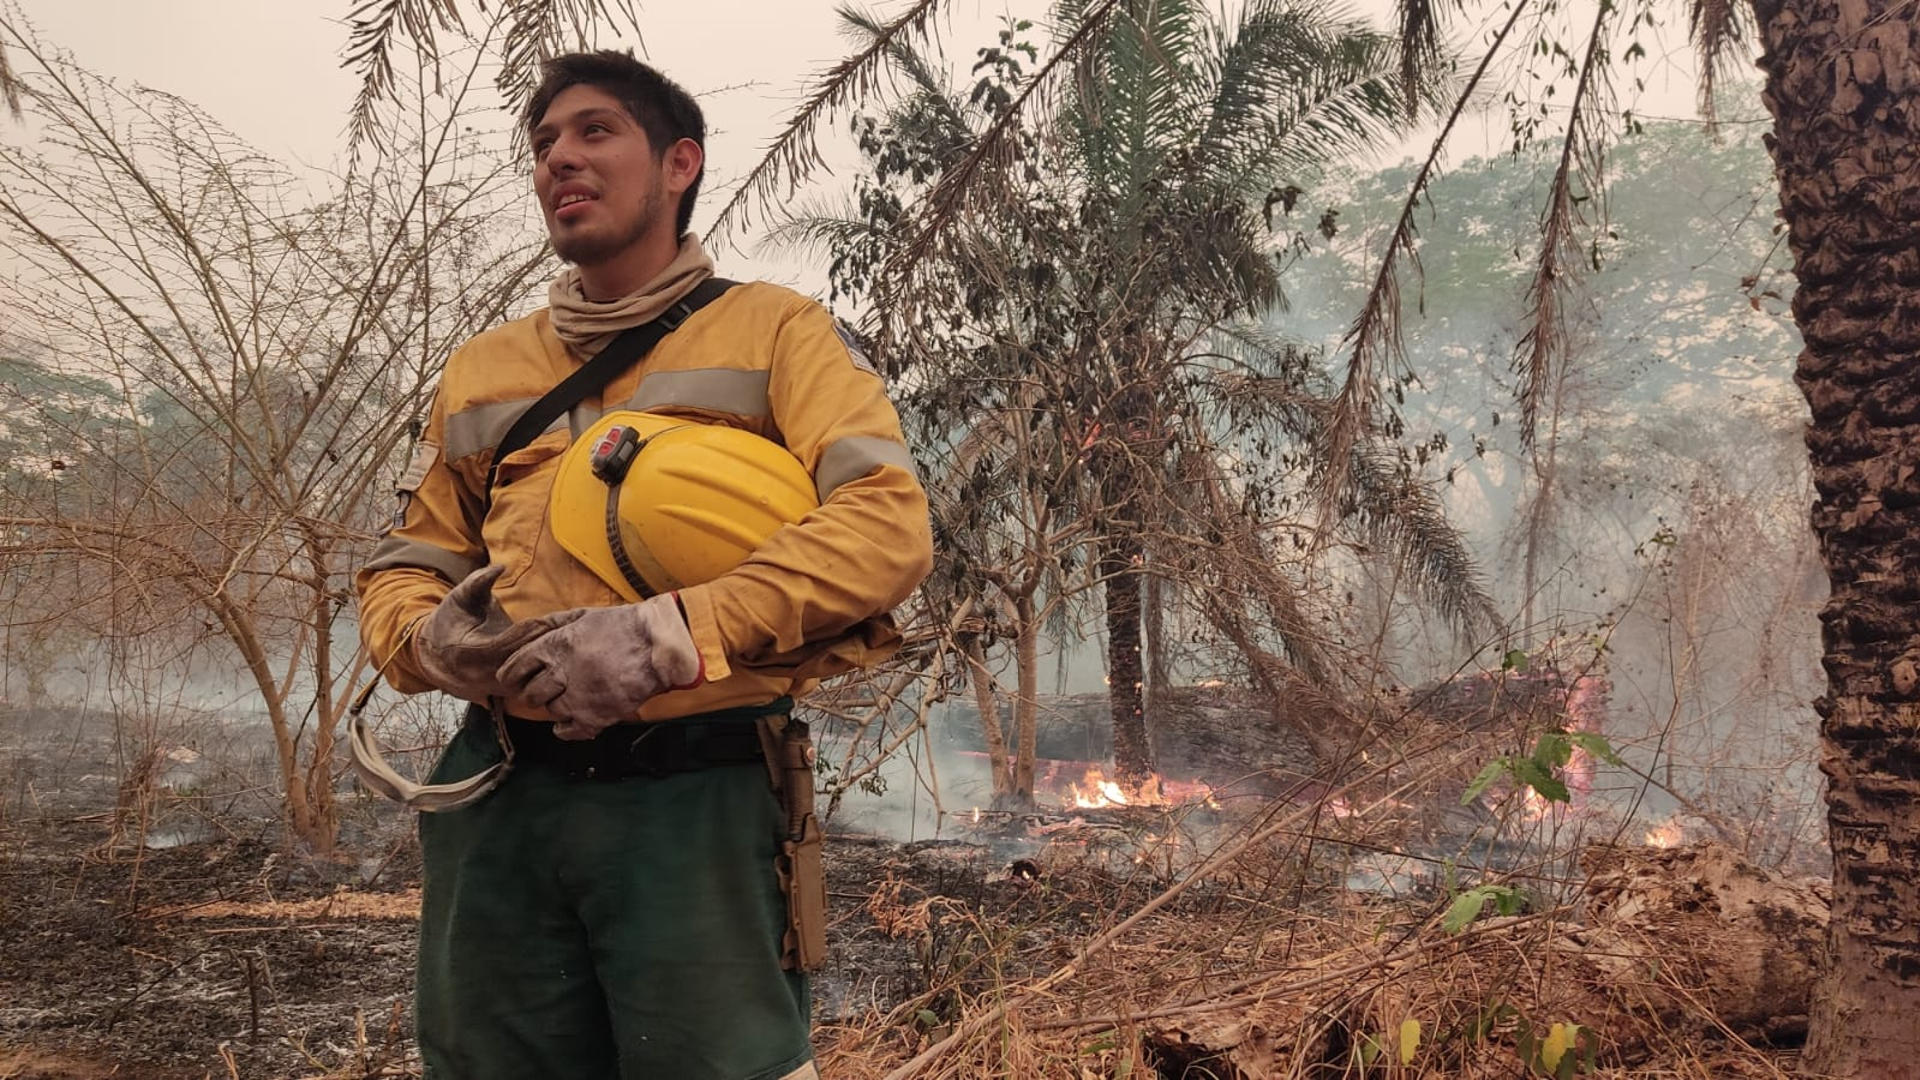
[{"xmin": 355, "ymin": 282, "xmax": 933, "ymax": 721}]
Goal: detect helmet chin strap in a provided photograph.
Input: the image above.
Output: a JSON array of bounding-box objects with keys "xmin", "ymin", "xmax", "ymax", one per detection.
[
  {"xmin": 605, "ymin": 471, "xmax": 657, "ymax": 599},
  {"xmin": 592, "ymin": 424, "xmax": 685, "ymax": 601}
]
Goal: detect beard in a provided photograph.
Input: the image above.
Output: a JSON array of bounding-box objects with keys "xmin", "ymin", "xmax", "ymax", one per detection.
[{"xmin": 552, "ymin": 181, "xmax": 666, "ymax": 266}]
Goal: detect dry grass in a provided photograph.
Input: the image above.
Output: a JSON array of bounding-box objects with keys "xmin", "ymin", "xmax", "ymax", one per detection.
[
  {"xmin": 802, "ymin": 795, "xmax": 1816, "ymax": 1080},
  {"xmin": 279, "ymin": 680, "xmax": 1816, "ymax": 1080},
  {"xmin": 274, "ymin": 819, "xmax": 1812, "ymax": 1080},
  {"xmin": 154, "ymin": 888, "xmax": 422, "ymax": 923}
]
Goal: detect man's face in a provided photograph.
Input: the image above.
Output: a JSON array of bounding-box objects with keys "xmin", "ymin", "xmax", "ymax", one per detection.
[{"xmin": 530, "ymin": 84, "xmax": 670, "ymax": 267}]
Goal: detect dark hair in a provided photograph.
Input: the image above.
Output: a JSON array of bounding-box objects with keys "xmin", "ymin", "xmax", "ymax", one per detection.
[{"xmin": 524, "ymin": 51, "xmax": 706, "ymax": 236}]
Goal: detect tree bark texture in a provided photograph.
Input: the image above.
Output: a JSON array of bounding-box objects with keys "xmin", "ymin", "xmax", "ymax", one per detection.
[
  {"xmin": 1014, "ymin": 596, "xmax": 1040, "ymax": 802},
  {"xmin": 1755, "ymin": 0, "xmax": 1920, "ymax": 1070},
  {"xmin": 963, "ymin": 636, "xmax": 1013, "ymax": 802},
  {"xmin": 1102, "ymin": 541, "xmax": 1155, "ymax": 785}
]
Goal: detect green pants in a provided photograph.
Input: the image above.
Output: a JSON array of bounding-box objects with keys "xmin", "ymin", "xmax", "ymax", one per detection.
[{"xmin": 416, "ymin": 717, "xmax": 813, "ymax": 1080}]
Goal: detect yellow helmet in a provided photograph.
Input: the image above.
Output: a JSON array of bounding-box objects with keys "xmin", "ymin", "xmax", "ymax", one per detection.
[{"xmin": 549, "ymin": 410, "xmax": 818, "ymax": 601}]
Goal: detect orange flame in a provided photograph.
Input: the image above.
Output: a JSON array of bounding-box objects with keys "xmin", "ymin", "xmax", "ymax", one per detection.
[
  {"xmin": 1063, "ymin": 770, "xmax": 1222, "ymax": 810},
  {"xmin": 1066, "ymin": 765, "xmax": 1205, "ymax": 809},
  {"xmin": 1643, "ymin": 817, "xmax": 1684, "ymax": 848}
]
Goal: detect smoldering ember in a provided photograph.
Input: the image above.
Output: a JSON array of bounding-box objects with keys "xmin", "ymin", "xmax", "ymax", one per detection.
[{"xmin": 1, "ymin": 0, "xmax": 1914, "ymax": 1077}]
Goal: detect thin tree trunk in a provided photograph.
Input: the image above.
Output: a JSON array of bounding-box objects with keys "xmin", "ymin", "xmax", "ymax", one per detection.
[
  {"xmin": 302, "ymin": 536, "xmax": 338, "ymax": 856},
  {"xmin": 1013, "ymin": 595, "xmax": 1040, "ymax": 802},
  {"xmin": 963, "ymin": 636, "xmax": 1013, "ymax": 802},
  {"xmin": 209, "ymin": 589, "xmax": 316, "ymax": 846},
  {"xmin": 1756, "ymin": 0, "xmax": 1920, "ymax": 1069}
]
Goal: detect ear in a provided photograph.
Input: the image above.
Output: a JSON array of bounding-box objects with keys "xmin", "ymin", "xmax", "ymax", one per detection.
[{"xmin": 663, "ymin": 137, "xmax": 704, "ymax": 196}]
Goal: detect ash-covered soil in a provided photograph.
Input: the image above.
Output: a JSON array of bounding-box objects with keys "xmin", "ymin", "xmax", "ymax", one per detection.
[
  {"xmin": 0, "ymin": 704, "xmax": 1225, "ymax": 1079},
  {"xmin": 5, "ymin": 670, "xmax": 1805, "ymax": 1080}
]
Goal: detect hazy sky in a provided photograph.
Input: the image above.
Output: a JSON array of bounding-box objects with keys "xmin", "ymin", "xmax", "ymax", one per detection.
[
  {"xmin": 8, "ymin": 0, "xmax": 1023, "ymax": 283},
  {"xmin": 8, "ymin": 0, "xmax": 1717, "ymax": 285},
  {"xmin": 13, "ymin": 0, "xmax": 976, "ymax": 167}
]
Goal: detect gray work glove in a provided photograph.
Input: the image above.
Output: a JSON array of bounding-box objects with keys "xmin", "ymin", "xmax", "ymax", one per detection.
[
  {"xmin": 495, "ymin": 593, "xmax": 705, "ymax": 741},
  {"xmin": 412, "ymin": 565, "xmax": 581, "ymax": 705}
]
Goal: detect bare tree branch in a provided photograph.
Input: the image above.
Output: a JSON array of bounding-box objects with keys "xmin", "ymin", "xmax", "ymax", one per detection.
[{"xmin": 887, "ymin": 0, "xmax": 1125, "ymax": 274}]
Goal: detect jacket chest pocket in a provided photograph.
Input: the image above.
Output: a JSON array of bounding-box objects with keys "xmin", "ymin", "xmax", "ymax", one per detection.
[{"xmin": 481, "ymin": 435, "xmax": 568, "ymax": 591}]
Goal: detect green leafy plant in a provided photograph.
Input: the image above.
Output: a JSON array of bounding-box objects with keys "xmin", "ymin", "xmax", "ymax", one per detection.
[
  {"xmin": 1461, "ymin": 730, "xmax": 1623, "ymax": 807},
  {"xmin": 1441, "ymin": 883, "xmax": 1530, "ymax": 933}
]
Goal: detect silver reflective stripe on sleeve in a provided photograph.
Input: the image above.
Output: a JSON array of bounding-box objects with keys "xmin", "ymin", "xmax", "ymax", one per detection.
[
  {"xmin": 443, "ymin": 398, "xmax": 567, "ymax": 462},
  {"xmin": 814, "ymin": 436, "xmax": 918, "ymax": 500},
  {"xmin": 364, "ymin": 534, "xmax": 482, "ymax": 584},
  {"xmin": 628, "ymin": 368, "xmax": 772, "ymax": 417}
]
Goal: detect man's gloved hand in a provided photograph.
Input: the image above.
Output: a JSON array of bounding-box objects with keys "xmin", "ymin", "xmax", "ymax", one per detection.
[
  {"xmin": 495, "ymin": 593, "xmax": 705, "ymax": 740},
  {"xmin": 412, "ymin": 565, "xmax": 580, "ymax": 705}
]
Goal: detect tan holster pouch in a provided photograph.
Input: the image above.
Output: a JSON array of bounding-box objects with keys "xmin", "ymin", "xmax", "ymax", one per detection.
[{"xmin": 759, "ymin": 716, "xmax": 828, "ymax": 971}]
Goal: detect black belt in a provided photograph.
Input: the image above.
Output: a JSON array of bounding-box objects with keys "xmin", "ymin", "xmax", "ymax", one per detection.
[{"xmin": 484, "ymin": 706, "xmax": 783, "ymax": 782}]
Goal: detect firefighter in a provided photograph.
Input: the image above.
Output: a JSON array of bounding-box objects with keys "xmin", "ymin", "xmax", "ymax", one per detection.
[{"xmin": 353, "ymin": 49, "xmax": 932, "ymax": 1080}]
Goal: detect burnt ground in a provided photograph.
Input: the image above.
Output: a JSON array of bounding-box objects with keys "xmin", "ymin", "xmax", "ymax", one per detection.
[
  {"xmin": 0, "ymin": 704, "xmax": 1244, "ymax": 1080},
  {"xmin": 4, "ymin": 673, "xmax": 1802, "ymax": 1080}
]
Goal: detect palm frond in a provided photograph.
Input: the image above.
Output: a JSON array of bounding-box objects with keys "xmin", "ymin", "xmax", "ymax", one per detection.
[
  {"xmin": 1081, "ymin": 0, "xmax": 1202, "ymax": 221},
  {"xmin": 858, "ymin": 17, "xmax": 977, "ymax": 171},
  {"xmin": 1196, "ymin": 324, "xmax": 1498, "ymax": 641},
  {"xmin": 1513, "ymin": 0, "xmax": 1611, "ymax": 453},
  {"xmin": 1395, "ymin": 0, "xmax": 1443, "ymax": 120},
  {"xmin": 1149, "ymin": 196, "xmax": 1285, "ymax": 318},
  {"xmin": 837, "ymin": 4, "xmax": 951, "ymax": 109},
  {"xmin": 1689, "ymin": 0, "xmax": 1750, "ymax": 128},
  {"xmin": 702, "ymin": 0, "xmax": 948, "ymax": 244},
  {"xmin": 1192, "ymin": 0, "xmax": 1321, "ymax": 168},
  {"xmin": 341, "ymin": 0, "xmax": 639, "ymax": 159},
  {"xmin": 342, "ymin": 0, "xmax": 465, "ymax": 156},
  {"xmin": 1346, "ymin": 443, "xmax": 1502, "ymax": 641},
  {"xmin": 493, "ymin": 0, "xmax": 643, "ymax": 122},
  {"xmin": 1313, "ymin": 0, "xmax": 1531, "ymax": 529},
  {"xmin": 0, "ymin": 35, "xmax": 19, "ymax": 121},
  {"xmin": 1265, "ymin": 42, "xmax": 1420, "ymax": 179},
  {"xmin": 758, "ymin": 192, "xmax": 877, "ymax": 260},
  {"xmin": 1198, "ymin": 0, "xmax": 1450, "ymax": 203},
  {"xmin": 1179, "ymin": 446, "xmax": 1337, "ymax": 682}
]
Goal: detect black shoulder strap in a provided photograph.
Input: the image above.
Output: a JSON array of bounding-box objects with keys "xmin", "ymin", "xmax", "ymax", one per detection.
[{"xmin": 485, "ymin": 277, "xmax": 736, "ymax": 505}]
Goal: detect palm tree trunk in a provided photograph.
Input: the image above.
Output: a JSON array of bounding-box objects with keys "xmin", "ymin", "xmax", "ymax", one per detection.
[
  {"xmin": 1756, "ymin": 0, "xmax": 1920, "ymax": 1070},
  {"xmin": 1144, "ymin": 571, "xmax": 1167, "ymax": 725},
  {"xmin": 1101, "ymin": 540, "xmax": 1154, "ymax": 786}
]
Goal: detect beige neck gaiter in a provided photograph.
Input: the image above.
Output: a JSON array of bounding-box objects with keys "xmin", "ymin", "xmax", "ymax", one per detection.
[{"xmin": 546, "ymin": 234, "xmax": 716, "ymax": 357}]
